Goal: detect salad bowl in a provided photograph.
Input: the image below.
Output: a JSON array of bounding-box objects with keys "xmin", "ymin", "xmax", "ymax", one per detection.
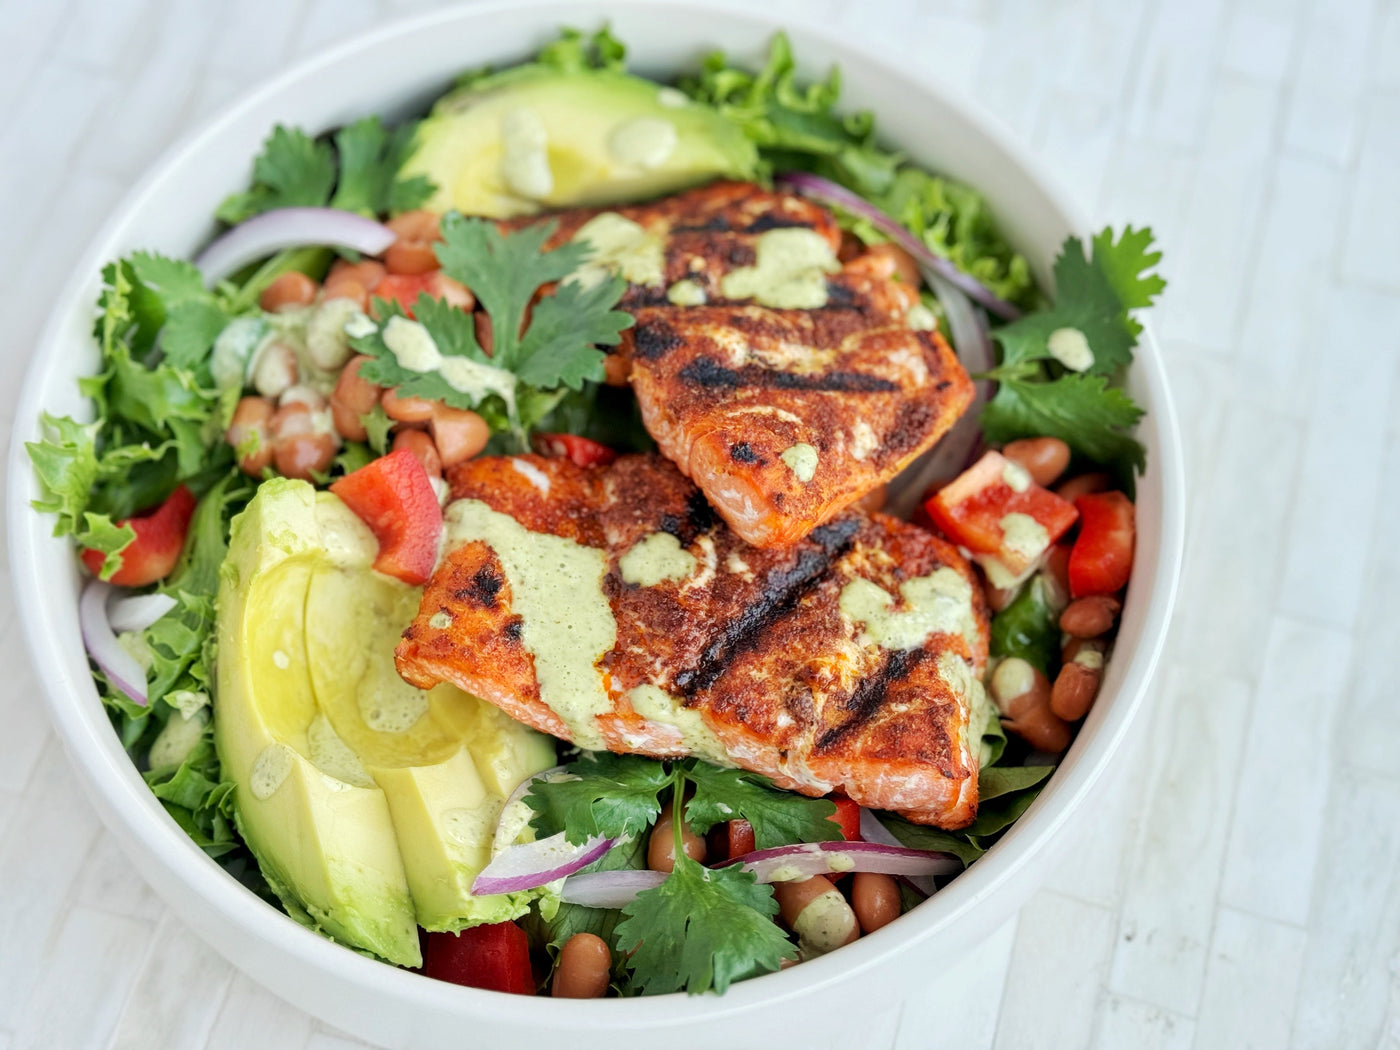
[{"xmin": 6, "ymin": 2, "xmax": 1184, "ymax": 1046}]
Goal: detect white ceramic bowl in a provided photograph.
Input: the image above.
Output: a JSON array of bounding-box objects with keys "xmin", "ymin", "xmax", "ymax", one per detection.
[{"xmin": 6, "ymin": 4, "xmax": 1185, "ymax": 1047}]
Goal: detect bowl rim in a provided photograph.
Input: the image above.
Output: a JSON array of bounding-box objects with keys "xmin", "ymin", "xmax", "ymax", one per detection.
[{"xmin": 5, "ymin": 0, "xmax": 1185, "ymax": 1025}]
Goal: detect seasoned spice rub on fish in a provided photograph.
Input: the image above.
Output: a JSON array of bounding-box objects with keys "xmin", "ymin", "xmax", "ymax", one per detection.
[
  {"xmin": 512, "ymin": 181, "xmax": 975, "ymax": 547},
  {"xmin": 395, "ymin": 453, "xmax": 992, "ymax": 828}
]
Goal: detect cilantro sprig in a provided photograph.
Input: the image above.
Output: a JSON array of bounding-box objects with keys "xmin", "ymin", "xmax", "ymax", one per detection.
[
  {"xmin": 981, "ymin": 225, "xmax": 1164, "ymax": 485},
  {"xmin": 615, "ymin": 794, "xmax": 794, "ymax": 995},
  {"xmin": 216, "ymin": 117, "xmax": 434, "ymax": 225},
  {"xmin": 524, "ymin": 752, "xmax": 838, "ymax": 995},
  {"xmin": 351, "ymin": 217, "xmax": 633, "ymax": 449}
]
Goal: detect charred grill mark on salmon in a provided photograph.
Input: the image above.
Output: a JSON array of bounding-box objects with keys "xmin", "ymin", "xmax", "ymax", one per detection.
[
  {"xmin": 396, "ymin": 453, "xmax": 990, "ymax": 828},
  {"xmin": 676, "ymin": 358, "xmax": 902, "ymax": 394}
]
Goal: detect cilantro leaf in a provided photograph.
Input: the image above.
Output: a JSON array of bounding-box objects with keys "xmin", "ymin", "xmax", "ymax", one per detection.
[
  {"xmin": 74, "ymin": 513, "xmax": 136, "ymax": 580},
  {"xmin": 981, "ymin": 370, "xmax": 1146, "ymax": 477},
  {"xmin": 355, "ymin": 218, "xmax": 631, "ymax": 449},
  {"xmin": 524, "ymin": 753, "xmax": 672, "ymax": 846},
  {"xmin": 353, "ymin": 296, "xmax": 516, "ymax": 416},
  {"xmin": 331, "ymin": 116, "xmax": 434, "ymax": 216},
  {"xmin": 216, "ymin": 125, "xmax": 336, "ymax": 225},
  {"xmin": 614, "ymin": 853, "xmax": 793, "ymax": 995},
  {"xmin": 434, "ymin": 217, "xmax": 589, "ymax": 369},
  {"xmin": 684, "ymin": 762, "xmax": 840, "ymax": 849},
  {"xmin": 161, "ymin": 299, "xmax": 232, "ymax": 370},
  {"xmin": 992, "ymin": 227, "xmax": 1165, "ymax": 377},
  {"xmin": 127, "ymin": 253, "xmax": 208, "ymax": 307},
  {"xmin": 1091, "ymin": 226, "xmax": 1165, "ymax": 334},
  {"xmin": 513, "ymin": 275, "xmax": 623, "ymax": 390}
]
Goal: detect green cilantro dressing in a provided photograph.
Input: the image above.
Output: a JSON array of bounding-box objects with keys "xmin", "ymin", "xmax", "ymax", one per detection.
[
  {"xmin": 666, "ymin": 278, "xmax": 707, "ymax": 306},
  {"xmin": 839, "ymin": 567, "xmax": 978, "ymax": 652},
  {"xmin": 500, "ymin": 106, "xmax": 552, "ymax": 200},
  {"xmin": 627, "ymin": 684, "xmax": 729, "ymax": 765},
  {"xmin": 618, "ymin": 531, "xmax": 697, "ymax": 586},
  {"xmin": 608, "ymin": 116, "xmax": 678, "ymax": 170},
  {"xmin": 780, "ymin": 443, "xmax": 819, "ymax": 483},
  {"xmin": 906, "ymin": 302, "xmax": 938, "ymax": 330},
  {"xmin": 444, "ymin": 499, "xmax": 615, "ymax": 749},
  {"xmin": 1047, "ymin": 326, "xmax": 1094, "ymax": 372},
  {"xmin": 720, "ymin": 228, "xmax": 840, "ymax": 309},
  {"xmin": 380, "ymin": 315, "xmax": 516, "ymax": 409},
  {"xmin": 998, "ymin": 512, "xmax": 1050, "ymax": 563},
  {"xmin": 569, "ymin": 212, "xmax": 666, "ymax": 289}
]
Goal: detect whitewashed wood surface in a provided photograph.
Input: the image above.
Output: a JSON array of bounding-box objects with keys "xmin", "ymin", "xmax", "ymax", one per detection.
[{"xmin": 2, "ymin": 0, "xmax": 1398, "ymax": 1047}]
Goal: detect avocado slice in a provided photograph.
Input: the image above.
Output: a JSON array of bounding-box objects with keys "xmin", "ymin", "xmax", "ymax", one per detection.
[
  {"xmin": 302, "ymin": 496, "xmax": 556, "ymax": 931},
  {"xmin": 215, "ymin": 479, "xmax": 420, "ymax": 966},
  {"xmin": 403, "ymin": 66, "xmax": 758, "ymax": 217}
]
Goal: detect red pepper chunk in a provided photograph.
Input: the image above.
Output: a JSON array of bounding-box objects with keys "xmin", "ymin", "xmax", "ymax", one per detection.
[
  {"xmin": 421, "ymin": 922, "xmax": 535, "ymax": 995},
  {"xmin": 1068, "ymin": 491, "xmax": 1135, "ymax": 598},
  {"xmin": 533, "ymin": 433, "xmax": 618, "ymax": 468},
  {"xmin": 828, "ymin": 796, "xmax": 862, "ymax": 841},
  {"xmin": 329, "ymin": 449, "xmax": 443, "ymax": 585},
  {"xmin": 925, "ymin": 451, "xmax": 1079, "ymax": 584},
  {"xmin": 81, "ymin": 485, "xmax": 197, "ymax": 587}
]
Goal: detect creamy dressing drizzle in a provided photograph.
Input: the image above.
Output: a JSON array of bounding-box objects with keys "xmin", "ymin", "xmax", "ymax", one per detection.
[
  {"xmin": 444, "ymin": 500, "xmax": 615, "ymax": 749},
  {"xmin": 780, "ymin": 443, "xmax": 819, "ymax": 483},
  {"xmin": 500, "ymin": 106, "xmax": 553, "ymax": 200},
  {"xmin": 569, "ymin": 212, "xmax": 665, "ymax": 289},
  {"xmin": 381, "ymin": 316, "xmax": 516, "ymax": 410},
  {"xmin": 838, "ymin": 567, "xmax": 979, "ymax": 652},
  {"xmin": 719, "ymin": 228, "xmax": 840, "ymax": 309},
  {"xmin": 627, "ymin": 684, "xmax": 729, "ymax": 765},
  {"xmin": 618, "ymin": 531, "xmax": 696, "ymax": 586},
  {"xmin": 608, "ymin": 116, "xmax": 677, "ymax": 169}
]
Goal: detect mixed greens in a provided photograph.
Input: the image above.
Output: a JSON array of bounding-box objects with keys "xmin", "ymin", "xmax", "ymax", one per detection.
[{"xmin": 27, "ymin": 25, "xmax": 1161, "ymax": 997}]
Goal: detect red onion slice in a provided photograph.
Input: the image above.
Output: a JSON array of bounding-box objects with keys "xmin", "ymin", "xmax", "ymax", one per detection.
[
  {"xmin": 79, "ymin": 579, "xmax": 148, "ymax": 706},
  {"xmin": 858, "ymin": 809, "xmax": 939, "ymax": 896},
  {"xmin": 559, "ymin": 869, "xmax": 669, "ymax": 909},
  {"xmin": 472, "ymin": 832, "xmax": 615, "ymax": 896},
  {"xmin": 774, "ymin": 171, "xmax": 1022, "ymax": 321},
  {"xmin": 730, "ymin": 840, "xmax": 962, "ymax": 883},
  {"xmin": 107, "ymin": 592, "xmax": 177, "ymax": 633},
  {"xmin": 195, "ymin": 207, "xmax": 397, "ymax": 286},
  {"xmin": 886, "ymin": 270, "xmax": 995, "ymax": 518}
]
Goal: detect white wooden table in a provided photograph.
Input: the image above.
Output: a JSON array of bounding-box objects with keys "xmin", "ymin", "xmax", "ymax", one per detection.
[{"xmin": 2, "ymin": 1, "xmax": 1398, "ymax": 1047}]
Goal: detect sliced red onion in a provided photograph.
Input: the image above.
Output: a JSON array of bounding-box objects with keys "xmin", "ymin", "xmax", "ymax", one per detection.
[
  {"xmin": 859, "ymin": 809, "xmax": 939, "ymax": 896},
  {"xmin": 559, "ymin": 869, "xmax": 669, "ymax": 909},
  {"xmin": 731, "ymin": 839, "xmax": 962, "ymax": 883},
  {"xmin": 195, "ymin": 207, "xmax": 396, "ymax": 286},
  {"xmin": 107, "ymin": 592, "xmax": 177, "ymax": 633},
  {"xmin": 472, "ymin": 831, "xmax": 615, "ymax": 896},
  {"xmin": 775, "ymin": 171, "xmax": 1021, "ymax": 321},
  {"xmin": 79, "ymin": 579, "xmax": 148, "ymax": 706},
  {"xmin": 886, "ymin": 270, "xmax": 995, "ymax": 518}
]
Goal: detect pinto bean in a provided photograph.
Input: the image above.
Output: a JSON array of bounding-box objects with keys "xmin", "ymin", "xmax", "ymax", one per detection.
[
  {"xmin": 851, "ymin": 872, "xmax": 901, "ymax": 934},
  {"xmin": 1003, "ymin": 437, "xmax": 1071, "ymax": 488},
  {"xmin": 551, "ymin": 932, "xmax": 611, "ymax": 999},
  {"xmin": 330, "ymin": 355, "xmax": 382, "ymax": 442},
  {"xmin": 774, "ymin": 876, "xmax": 859, "ymax": 955},
  {"xmin": 259, "ymin": 271, "xmax": 319, "ymax": 312},
  {"xmin": 647, "ymin": 813, "xmax": 706, "ymax": 873},
  {"xmin": 1059, "ymin": 595, "xmax": 1121, "ymax": 638},
  {"xmin": 227, "ymin": 396, "xmax": 275, "ymax": 475}
]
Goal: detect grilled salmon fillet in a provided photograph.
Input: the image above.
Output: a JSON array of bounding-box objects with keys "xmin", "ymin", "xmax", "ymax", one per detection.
[
  {"xmin": 512, "ymin": 181, "xmax": 975, "ymax": 547},
  {"xmin": 395, "ymin": 453, "xmax": 991, "ymax": 828}
]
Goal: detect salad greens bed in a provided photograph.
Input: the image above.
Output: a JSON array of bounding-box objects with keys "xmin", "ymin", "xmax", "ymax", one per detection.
[{"xmin": 27, "ymin": 26, "xmax": 1162, "ymax": 995}]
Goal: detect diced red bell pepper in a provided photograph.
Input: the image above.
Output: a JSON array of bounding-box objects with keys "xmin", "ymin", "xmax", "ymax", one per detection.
[
  {"xmin": 532, "ymin": 433, "xmax": 618, "ymax": 468},
  {"xmin": 371, "ymin": 271, "xmax": 473, "ymax": 317},
  {"xmin": 925, "ymin": 451, "xmax": 1079, "ymax": 584},
  {"xmin": 420, "ymin": 922, "xmax": 535, "ymax": 995},
  {"xmin": 828, "ymin": 796, "xmax": 862, "ymax": 841},
  {"xmin": 329, "ymin": 449, "xmax": 443, "ymax": 585},
  {"xmin": 81, "ymin": 485, "xmax": 197, "ymax": 587},
  {"xmin": 1068, "ymin": 491, "xmax": 1135, "ymax": 598}
]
